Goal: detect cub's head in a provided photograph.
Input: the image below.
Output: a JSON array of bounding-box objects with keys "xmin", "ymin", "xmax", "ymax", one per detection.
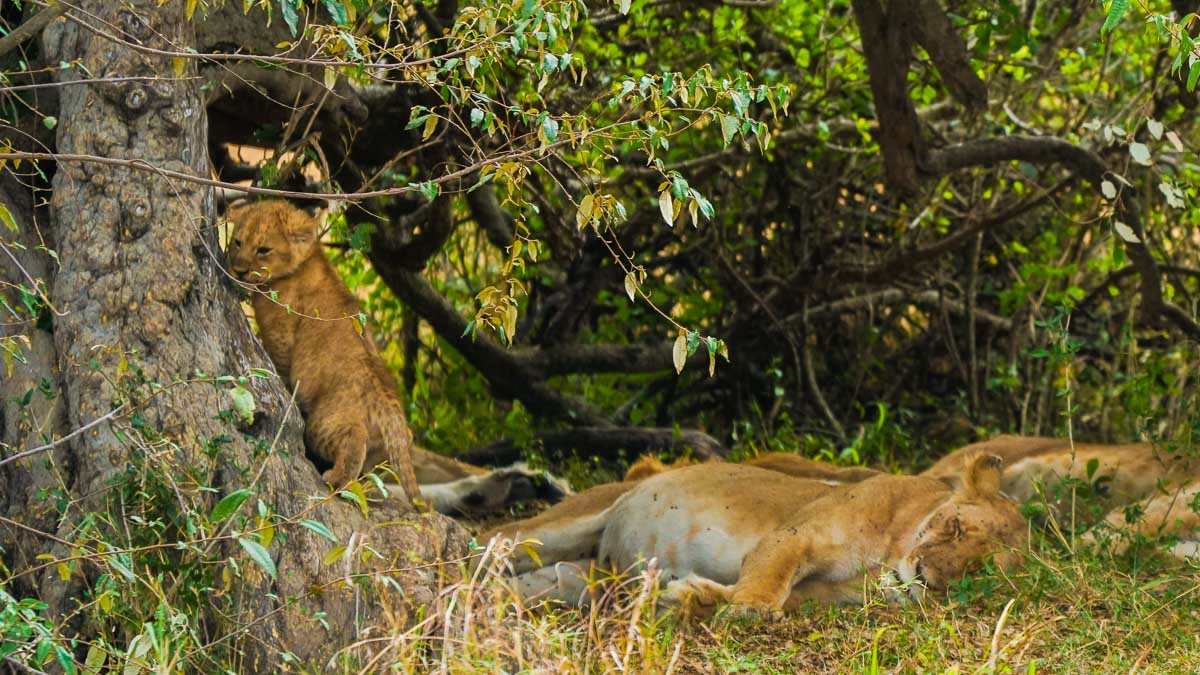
[
  {"xmin": 225, "ymin": 200, "xmax": 321, "ymax": 284},
  {"xmin": 898, "ymin": 453, "xmax": 1027, "ymax": 600}
]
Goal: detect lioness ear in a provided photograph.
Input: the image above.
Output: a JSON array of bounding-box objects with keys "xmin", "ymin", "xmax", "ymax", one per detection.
[{"xmin": 962, "ymin": 452, "xmax": 1003, "ymax": 498}]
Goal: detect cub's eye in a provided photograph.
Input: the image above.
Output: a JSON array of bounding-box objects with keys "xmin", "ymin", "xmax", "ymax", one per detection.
[
  {"xmin": 231, "ymin": 238, "xmax": 242, "ymax": 248},
  {"xmin": 256, "ymin": 246, "xmax": 272, "ymax": 256}
]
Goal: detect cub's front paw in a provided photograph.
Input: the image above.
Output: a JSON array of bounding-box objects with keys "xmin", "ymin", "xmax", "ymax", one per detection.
[
  {"xmin": 720, "ymin": 603, "xmax": 785, "ymax": 623},
  {"xmin": 322, "ymin": 469, "xmax": 354, "ymax": 491}
]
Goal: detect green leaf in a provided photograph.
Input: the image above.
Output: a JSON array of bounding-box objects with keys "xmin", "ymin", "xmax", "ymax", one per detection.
[
  {"xmin": 239, "ymin": 537, "xmax": 277, "ymax": 580},
  {"xmin": 278, "ymin": 0, "xmax": 299, "ymax": 37},
  {"xmin": 320, "ymin": 0, "xmax": 348, "ymax": 25},
  {"xmin": 685, "ymin": 331, "xmax": 700, "ymax": 356},
  {"xmin": 55, "ymin": 645, "xmax": 75, "ymax": 675},
  {"xmin": 228, "ymin": 385, "xmax": 255, "ymax": 424},
  {"xmin": 720, "ymin": 114, "xmax": 738, "ymax": 145},
  {"xmin": 1100, "ymin": 0, "xmax": 1128, "ymax": 36},
  {"xmin": 417, "ymin": 181, "xmax": 440, "ymax": 202},
  {"xmin": 0, "ymin": 203, "xmax": 17, "ymax": 231},
  {"xmin": 299, "ymin": 518, "xmax": 337, "ymax": 542},
  {"xmin": 542, "ymin": 116, "xmax": 559, "ymax": 142},
  {"xmin": 1188, "ymin": 60, "xmax": 1200, "ymax": 93},
  {"xmin": 42, "ymin": 116, "xmax": 57, "ymax": 130},
  {"xmin": 210, "ymin": 489, "xmax": 253, "ymax": 523}
]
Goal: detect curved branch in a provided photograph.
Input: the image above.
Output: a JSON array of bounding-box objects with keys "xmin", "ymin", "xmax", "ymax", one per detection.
[
  {"xmin": 460, "ymin": 427, "xmax": 727, "ymax": 466},
  {"xmin": 365, "ymin": 250, "xmax": 611, "ymax": 426}
]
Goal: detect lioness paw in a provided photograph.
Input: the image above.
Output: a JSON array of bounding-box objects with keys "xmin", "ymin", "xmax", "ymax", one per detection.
[{"xmin": 721, "ymin": 603, "xmax": 785, "ymax": 623}]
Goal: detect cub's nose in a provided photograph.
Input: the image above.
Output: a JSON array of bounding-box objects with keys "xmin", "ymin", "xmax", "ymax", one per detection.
[{"xmin": 231, "ymin": 267, "xmax": 249, "ymax": 281}]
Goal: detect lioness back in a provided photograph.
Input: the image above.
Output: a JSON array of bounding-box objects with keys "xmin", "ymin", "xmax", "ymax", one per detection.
[{"xmin": 226, "ymin": 200, "xmax": 419, "ymax": 498}]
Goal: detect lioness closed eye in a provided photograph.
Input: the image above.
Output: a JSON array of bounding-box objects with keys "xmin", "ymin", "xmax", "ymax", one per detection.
[{"xmin": 225, "ymin": 200, "xmax": 420, "ymax": 500}]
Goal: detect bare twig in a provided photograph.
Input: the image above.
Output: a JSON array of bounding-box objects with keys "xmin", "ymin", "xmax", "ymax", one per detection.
[{"xmin": 0, "ymin": 404, "xmax": 126, "ymax": 469}]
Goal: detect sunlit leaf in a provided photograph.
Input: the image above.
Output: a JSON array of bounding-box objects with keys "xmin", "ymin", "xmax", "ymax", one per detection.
[
  {"xmin": 659, "ymin": 190, "xmax": 674, "ymax": 226},
  {"xmin": 1113, "ymin": 221, "xmax": 1140, "ymax": 243},
  {"xmin": 673, "ymin": 333, "xmax": 687, "ymax": 374}
]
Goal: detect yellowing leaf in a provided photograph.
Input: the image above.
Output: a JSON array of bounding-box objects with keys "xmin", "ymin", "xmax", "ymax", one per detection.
[
  {"xmin": 689, "ymin": 198, "xmax": 699, "ymax": 227},
  {"xmin": 423, "ymin": 114, "xmax": 438, "ymax": 141},
  {"xmin": 173, "ymin": 57, "xmax": 185, "ymax": 79},
  {"xmin": 57, "ymin": 561, "xmax": 71, "ymax": 581},
  {"xmin": 185, "ymin": 0, "xmax": 198, "ymax": 20},
  {"xmin": 672, "ymin": 333, "xmax": 687, "ymax": 374},
  {"xmin": 1100, "ymin": 181, "xmax": 1116, "ymax": 200},
  {"xmin": 0, "ymin": 203, "xmax": 17, "ymax": 231},
  {"xmin": 504, "ymin": 303, "xmax": 518, "ymax": 341},
  {"xmin": 576, "ymin": 194, "xmax": 594, "ymax": 229},
  {"xmin": 323, "ymin": 546, "xmax": 347, "ymax": 566},
  {"xmin": 1166, "ymin": 130, "xmax": 1184, "ymax": 153},
  {"xmin": 659, "ymin": 190, "xmax": 674, "ymax": 226},
  {"xmin": 624, "ymin": 272, "xmax": 637, "ymax": 302},
  {"xmin": 519, "ymin": 543, "xmax": 543, "ymax": 568}
]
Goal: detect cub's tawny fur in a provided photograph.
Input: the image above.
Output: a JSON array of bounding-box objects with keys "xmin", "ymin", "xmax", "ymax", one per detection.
[{"xmin": 226, "ymin": 200, "xmax": 419, "ymax": 499}]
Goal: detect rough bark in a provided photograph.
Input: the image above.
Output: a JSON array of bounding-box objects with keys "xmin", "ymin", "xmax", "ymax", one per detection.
[{"xmin": 0, "ymin": 3, "xmax": 466, "ymax": 670}]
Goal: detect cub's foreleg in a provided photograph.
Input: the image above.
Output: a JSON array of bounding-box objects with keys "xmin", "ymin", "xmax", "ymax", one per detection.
[{"xmin": 307, "ymin": 411, "xmax": 368, "ymax": 490}]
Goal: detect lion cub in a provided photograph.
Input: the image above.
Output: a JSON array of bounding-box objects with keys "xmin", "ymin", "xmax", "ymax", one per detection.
[{"xmin": 225, "ymin": 200, "xmax": 419, "ymax": 501}]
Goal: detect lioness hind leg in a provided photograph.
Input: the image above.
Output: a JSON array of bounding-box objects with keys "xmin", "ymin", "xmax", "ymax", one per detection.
[
  {"xmin": 514, "ymin": 559, "xmax": 597, "ymax": 607},
  {"xmin": 309, "ymin": 415, "xmax": 368, "ymax": 490}
]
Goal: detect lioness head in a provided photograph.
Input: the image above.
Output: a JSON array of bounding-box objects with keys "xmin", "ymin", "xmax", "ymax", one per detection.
[
  {"xmin": 225, "ymin": 200, "xmax": 320, "ymax": 283},
  {"xmin": 898, "ymin": 453, "xmax": 1027, "ymax": 599}
]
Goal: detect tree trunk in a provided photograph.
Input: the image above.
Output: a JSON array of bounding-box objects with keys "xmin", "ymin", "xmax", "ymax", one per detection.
[{"xmin": 2, "ymin": 3, "xmax": 466, "ymax": 669}]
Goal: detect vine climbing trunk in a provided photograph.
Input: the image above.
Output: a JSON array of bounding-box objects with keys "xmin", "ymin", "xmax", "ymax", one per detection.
[{"xmin": 1, "ymin": 2, "xmax": 465, "ymax": 670}]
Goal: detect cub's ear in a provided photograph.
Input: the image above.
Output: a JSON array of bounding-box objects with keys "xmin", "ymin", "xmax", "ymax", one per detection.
[
  {"xmin": 961, "ymin": 451, "xmax": 1003, "ymax": 499},
  {"xmin": 285, "ymin": 210, "xmax": 319, "ymax": 246}
]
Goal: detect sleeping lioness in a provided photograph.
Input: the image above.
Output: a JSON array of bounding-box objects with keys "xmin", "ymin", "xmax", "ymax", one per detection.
[
  {"xmin": 490, "ymin": 452, "xmax": 1027, "ymax": 612},
  {"xmin": 923, "ymin": 435, "xmax": 1199, "ymax": 524}
]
